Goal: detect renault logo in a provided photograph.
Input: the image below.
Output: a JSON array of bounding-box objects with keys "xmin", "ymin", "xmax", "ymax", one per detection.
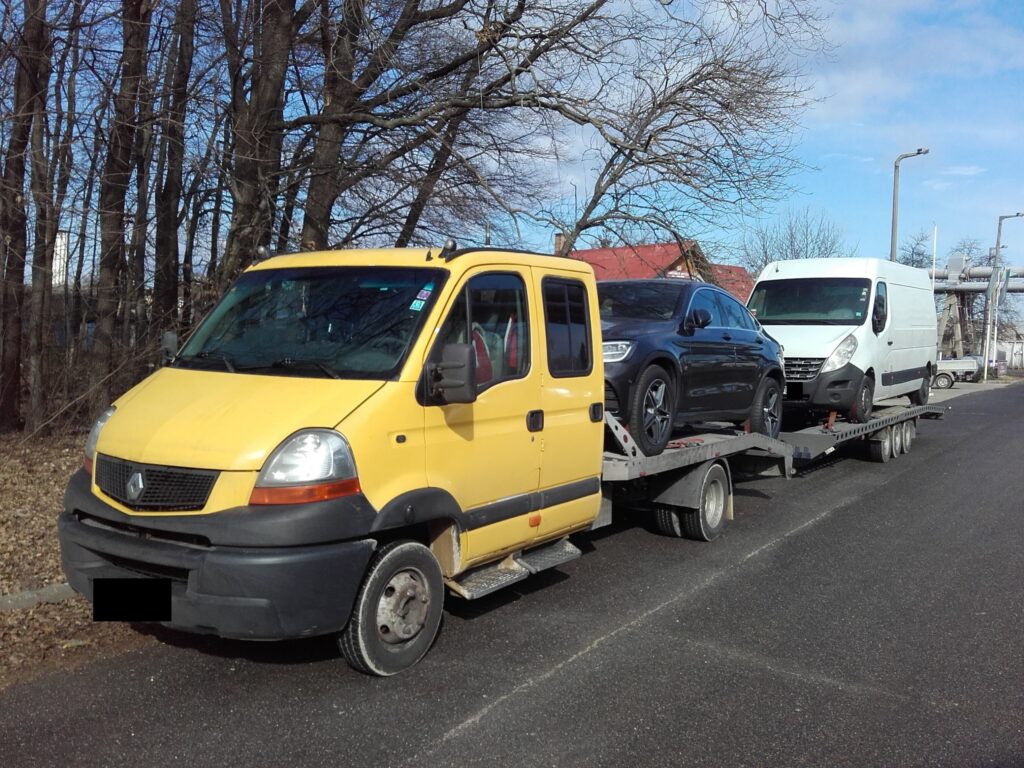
[{"xmin": 126, "ymin": 471, "xmax": 145, "ymax": 501}]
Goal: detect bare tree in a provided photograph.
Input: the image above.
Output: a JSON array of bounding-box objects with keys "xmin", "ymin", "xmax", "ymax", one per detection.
[
  {"xmin": 898, "ymin": 229, "xmax": 932, "ymax": 269},
  {"xmin": 735, "ymin": 206, "xmax": 850, "ymax": 274}
]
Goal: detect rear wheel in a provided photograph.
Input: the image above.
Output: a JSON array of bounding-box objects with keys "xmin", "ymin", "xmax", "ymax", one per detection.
[
  {"xmin": 627, "ymin": 364, "xmax": 676, "ymax": 456},
  {"xmin": 933, "ymin": 372, "xmax": 954, "ymax": 390},
  {"xmin": 748, "ymin": 377, "xmax": 782, "ymax": 439},
  {"xmin": 848, "ymin": 375, "xmax": 874, "ymax": 424},
  {"xmin": 339, "ymin": 541, "xmax": 443, "ymax": 676},
  {"xmin": 908, "ymin": 374, "xmax": 930, "ymax": 405},
  {"xmin": 654, "ymin": 463, "xmax": 729, "ymax": 542}
]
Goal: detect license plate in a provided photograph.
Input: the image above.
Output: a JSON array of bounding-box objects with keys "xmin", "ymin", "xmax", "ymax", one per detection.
[{"xmin": 93, "ymin": 578, "xmax": 172, "ymax": 622}]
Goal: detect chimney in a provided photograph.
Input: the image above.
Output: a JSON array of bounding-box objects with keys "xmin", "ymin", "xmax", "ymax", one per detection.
[{"xmin": 554, "ymin": 232, "xmax": 566, "ymax": 256}]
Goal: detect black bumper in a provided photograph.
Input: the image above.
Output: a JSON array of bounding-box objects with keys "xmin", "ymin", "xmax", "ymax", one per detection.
[
  {"xmin": 785, "ymin": 363, "xmax": 866, "ymax": 411},
  {"xmin": 59, "ymin": 471, "xmax": 376, "ymax": 640}
]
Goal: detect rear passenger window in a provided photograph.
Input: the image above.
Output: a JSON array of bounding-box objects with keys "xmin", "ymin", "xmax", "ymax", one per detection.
[
  {"xmin": 718, "ymin": 292, "xmax": 756, "ymax": 330},
  {"xmin": 433, "ymin": 273, "xmax": 529, "ymax": 391},
  {"xmin": 543, "ymin": 279, "xmax": 592, "ymax": 377}
]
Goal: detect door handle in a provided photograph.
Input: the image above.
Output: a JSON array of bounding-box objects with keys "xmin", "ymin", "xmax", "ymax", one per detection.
[
  {"xmin": 887, "ymin": 340, "xmax": 893, "ymax": 346},
  {"xmin": 527, "ymin": 410, "xmax": 544, "ymax": 432},
  {"xmin": 722, "ymin": 333, "xmax": 733, "ymax": 341}
]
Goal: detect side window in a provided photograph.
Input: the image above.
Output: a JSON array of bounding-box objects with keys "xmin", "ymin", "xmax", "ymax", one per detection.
[
  {"xmin": 872, "ymin": 282, "xmax": 888, "ymax": 334},
  {"xmin": 542, "ymin": 278, "xmax": 592, "ymax": 377},
  {"xmin": 689, "ymin": 289, "xmax": 723, "ymax": 327},
  {"xmin": 717, "ymin": 292, "xmax": 755, "ymax": 330},
  {"xmin": 433, "ymin": 273, "xmax": 530, "ymax": 391}
]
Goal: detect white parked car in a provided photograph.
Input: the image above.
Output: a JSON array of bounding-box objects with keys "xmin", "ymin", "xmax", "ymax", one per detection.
[{"xmin": 748, "ymin": 258, "xmax": 937, "ymax": 422}]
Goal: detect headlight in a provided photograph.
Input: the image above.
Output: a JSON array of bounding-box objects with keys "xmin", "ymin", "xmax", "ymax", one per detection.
[
  {"xmin": 602, "ymin": 341, "xmax": 635, "ymax": 363},
  {"xmin": 251, "ymin": 429, "xmax": 360, "ymax": 505},
  {"xmin": 84, "ymin": 406, "xmax": 116, "ymax": 467},
  {"xmin": 820, "ymin": 335, "xmax": 858, "ymax": 374}
]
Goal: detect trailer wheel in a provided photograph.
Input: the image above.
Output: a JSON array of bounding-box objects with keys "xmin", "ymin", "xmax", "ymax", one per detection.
[
  {"xmin": 339, "ymin": 541, "xmax": 443, "ymax": 676},
  {"xmin": 654, "ymin": 463, "xmax": 729, "ymax": 542},
  {"xmin": 933, "ymin": 372, "xmax": 954, "ymax": 389},
  {"xmin": 848, "ymin": 375, "xmax": 874, "ymax": 423},
  {"xmin": 891, "ymin": 422, "xmax": 904, "ymax": 456},
  {"xmin": 900, "ymin": 420, "xmax": 914, "ymax": 454},
  {"xmin": 867, "ymin": 427, "xmax": 892, "ymax": 463}
]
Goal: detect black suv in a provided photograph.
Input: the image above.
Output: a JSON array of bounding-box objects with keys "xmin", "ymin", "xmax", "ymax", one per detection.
[{"xmin": 599, "ymin": 279, "xmax": 785, "ymax": 455}]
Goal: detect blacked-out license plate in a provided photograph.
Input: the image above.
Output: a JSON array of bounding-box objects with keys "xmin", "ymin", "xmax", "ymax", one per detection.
[{"xmin": 93, "ymin": 578, "xmax": 172, "ymax": 622}]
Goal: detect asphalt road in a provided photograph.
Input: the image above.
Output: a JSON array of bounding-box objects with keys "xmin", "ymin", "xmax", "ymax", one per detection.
[{"xmin": 3, "ymin": 383, "xmax": 1023, "ymax": 767}]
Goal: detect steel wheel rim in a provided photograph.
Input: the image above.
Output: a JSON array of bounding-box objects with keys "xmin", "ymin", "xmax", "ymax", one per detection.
[
  {"xmin": 704, "ymin": 478, "xmax": 725, "ymax": 529},
  {"xmin": 376, "ymin": 568, "xmax": 430, "ymax": 646},
  {"xmin": 762, "ymin": 387, "xmax": 781, "ymax": 437},
  {"xmin": 643, "ymin": 378, "xmax": 672, "ymax": 444}
]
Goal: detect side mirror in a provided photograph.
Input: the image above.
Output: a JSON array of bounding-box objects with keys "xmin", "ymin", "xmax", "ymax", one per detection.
[
  {"xmin": 681, "ymin": 307, "xmax": 712, "ymax": 335},
  {"xmin": 160, "ymin": 331, "xmax": 179, "ymax": 365},
  {"xmin": 429, "ymin": 343, "xmax": 477, "ymax": 404}
]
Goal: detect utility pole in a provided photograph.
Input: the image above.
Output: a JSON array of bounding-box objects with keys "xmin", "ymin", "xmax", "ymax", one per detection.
[{"xmin": 982, "ymin": 211, "xmax": 1023, "ymax": 380}]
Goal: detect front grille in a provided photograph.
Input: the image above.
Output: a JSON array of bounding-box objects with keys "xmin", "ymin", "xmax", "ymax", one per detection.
[
  {"xmin": 95, "ymin": 455, "xmax": 219, "ymax": 512},
  {"xmin": 604, "ymin": 381, "xmax": 620, "ymax": 415},
  {"xmin": 784, "ymin": 358, "xmax": 826, "ymax": 382}
]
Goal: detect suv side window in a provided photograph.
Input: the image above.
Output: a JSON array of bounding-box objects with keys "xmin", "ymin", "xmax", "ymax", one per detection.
[
  {"xmin": 542, "ymin": 278, "xmax": 592, "ymax": 377},
  {"xmin": 872, "ymin": 282, "xmax": 888, "ymax": 334},
  {"xmin": 717, "ymin": 291, "xmax": 756, "ymax": 330},
  {"xmin": 433, "ymin": 273, "xmax": 530, "ymax": 391},
  {"xmin": 689, "ymin": 288, "xmax": 723, "ymax": 327}
]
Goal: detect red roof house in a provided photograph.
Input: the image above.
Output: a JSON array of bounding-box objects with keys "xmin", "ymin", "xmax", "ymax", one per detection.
[{"xmin": 570, "ymin": 242, "xmax": 754, "ymax": 302}]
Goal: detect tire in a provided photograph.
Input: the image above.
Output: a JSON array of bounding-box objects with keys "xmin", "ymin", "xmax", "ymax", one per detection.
[
  {"xmin": 627, "ymin": 364, "xmax": 676, "ymax": 456},
  {"xmin": 339, "ymin": 541, "xmax": 444, "ymax": 676},
  {"xmin": 653, "ymin": 463, "xmax": 729, "ymax": 542},
  {"xmin": 867, "ymin": 427, "xmax": 891, "ymax": 463},
  {"xmin": 748, "ymin": 376, "xmax": 782, "ymax": 439},
  {"xmin": 933, "ymin": 372, "xmax": 954, "ymax": 390},
  {"xmin": 901, "ymin": 420, "xmax": 914, "ymax": 454},
  {"xmin": 891, "ymin": 421, "xmax": 903, "ymax": 457},
  {"xmin": 848, "ymin": 375, "xmax": 874, "ymax": 424},
  {"xmin": 908, "ymin": 375, "xmax": 930, "ymax": 405}
]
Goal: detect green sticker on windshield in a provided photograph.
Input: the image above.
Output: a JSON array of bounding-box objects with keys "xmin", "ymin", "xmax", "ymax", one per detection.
[{"xmin": 409, "ymin": 299, "xmax": 425, "ymax": 311}]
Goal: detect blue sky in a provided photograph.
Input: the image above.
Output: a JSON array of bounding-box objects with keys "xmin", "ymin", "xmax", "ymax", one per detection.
[{"xmin": 765, "ymin": 0, "xmax": 1024, "ymax": 268}]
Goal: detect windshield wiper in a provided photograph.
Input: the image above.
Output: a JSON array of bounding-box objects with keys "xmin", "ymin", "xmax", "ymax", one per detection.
[
  {"xmin": 263, "ymin": 358, "xmax": 341, "ymax": 379},
  {"xmin": 178, "ymin": 350, "xmax": 237, "ymax": 372}
]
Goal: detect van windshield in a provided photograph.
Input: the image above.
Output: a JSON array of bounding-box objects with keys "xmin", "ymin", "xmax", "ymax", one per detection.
[
  {"xmin": 176, "ymin": 266, "xmax": 447, "ymax": 378},
  {"xmin": 747, "ymin": 278, "xmax": 871, "ymax": 325}
]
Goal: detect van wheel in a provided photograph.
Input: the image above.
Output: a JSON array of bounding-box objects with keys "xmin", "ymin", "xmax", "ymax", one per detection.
[
  {"xmin": 908, "ymin": 375, "xmax": 930, "ymax": 405},
  {"xmin": 627, "ymin": 364, "xmax": 676, "ymax": 456},
  {"xmin": 339, "ymin": 541, "xmax": 443, "ymax": 676},
  {"xmin": 748, "ymin": 377, "xmax": 782, "ymax": 439},
  {"xmin": 848, "ymin": 375, "xmax": 874, "ymax": 423},
  {"xmin": 654, "ymin": 463, "xmax": 729, "ymax": 542},
  {"xmin": 932, "ymin": 372, "xmax": 954, "ymax": 390}
]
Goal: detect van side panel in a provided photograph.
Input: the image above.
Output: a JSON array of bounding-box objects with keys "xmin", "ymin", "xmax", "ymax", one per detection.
[{"xmin": 885, "ymin": 281, "xmax": 938, "ymax": 396}]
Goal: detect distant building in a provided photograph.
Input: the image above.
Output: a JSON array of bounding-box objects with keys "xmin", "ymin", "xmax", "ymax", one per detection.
[{"xmin": 569, "ymin": 241, "xmax": 755, "ymax": 302}]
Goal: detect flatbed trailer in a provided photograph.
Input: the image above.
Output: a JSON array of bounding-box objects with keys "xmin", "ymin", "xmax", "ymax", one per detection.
[{"xmin": 597, "ymin": 403, "xmax": 947, "ymax": 542}]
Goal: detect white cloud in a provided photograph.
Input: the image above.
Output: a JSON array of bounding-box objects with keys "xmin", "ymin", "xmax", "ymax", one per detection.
[
  {"xmin": 924, "ymin": 179, "xmax": 954, "ymax": 191},
  {"xmin": 940, "ymin": 165, "xmax": 986, "ymax": 176}
]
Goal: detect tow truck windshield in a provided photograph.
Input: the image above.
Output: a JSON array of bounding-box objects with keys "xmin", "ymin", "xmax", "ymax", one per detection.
[
  {"xmin": 176, "ymin": 266, "xmax": 447, "ymax": 379},
  {"xmin": 747, "ymin": 277, "xmax": 872, "ymax": 325}
]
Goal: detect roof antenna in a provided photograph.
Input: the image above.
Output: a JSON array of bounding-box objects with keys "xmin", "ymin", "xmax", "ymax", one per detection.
[{"xmin": 439, "ymin": 238, "xmax": 458, "ymax": 261}]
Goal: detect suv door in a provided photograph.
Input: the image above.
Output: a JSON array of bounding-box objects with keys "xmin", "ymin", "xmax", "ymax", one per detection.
[
  {"xmin": 423, "ymin": 269, "xmax": 541, "ymax": 564},
  {"xmin": 678, "ymin": 288, "xmax": 734, "ymax": 415},
  {"xmin": 714, "ymin": 290, "xmax": 764, "ymax": 410}
]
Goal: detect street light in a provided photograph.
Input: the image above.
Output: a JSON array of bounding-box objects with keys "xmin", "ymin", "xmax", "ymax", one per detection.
[
  {"xmin": 890, "ymin": 147, "xmax": 929, "ymax": 262},
  {"xmin": 982, "ymin": 211, "xmax": 1024, "ymax": 381}
]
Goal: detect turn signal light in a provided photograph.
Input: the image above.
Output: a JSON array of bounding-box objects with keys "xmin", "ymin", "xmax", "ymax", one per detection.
[{"xmin": 249, "ymin": 477, "xmax": 361, "ymax": 505}]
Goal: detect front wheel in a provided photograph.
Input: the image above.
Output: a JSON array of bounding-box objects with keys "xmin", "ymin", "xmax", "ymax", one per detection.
[
  {"xmin": 848, "ymin": 375, "xmax": 874, "ymax": 424},
  {"xmin": 932, "ymin": 372, "xmax": 954, "ymax": 390},
  {"xmin": 339, "ymin": 541, "xmax": 444, "ymax": 676},
  {"xmin": 748, "ymin": 376, "xmax": 782, "ymax": 439},
  {"xmin": 627, "ymin": 364, "xmax": 676, "ymax": 456}
]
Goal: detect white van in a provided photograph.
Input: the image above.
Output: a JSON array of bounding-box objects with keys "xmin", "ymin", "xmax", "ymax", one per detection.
[{"xmin": 747, "ymin": 258, "xmax": 937, "ymax": 422}]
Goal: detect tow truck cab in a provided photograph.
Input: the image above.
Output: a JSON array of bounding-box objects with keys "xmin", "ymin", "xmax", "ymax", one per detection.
[{"xmin": 59, "ymin": 247, "xmax": 605, "ymax": 675}]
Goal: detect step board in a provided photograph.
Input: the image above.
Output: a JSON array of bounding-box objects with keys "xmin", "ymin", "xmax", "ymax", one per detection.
[{"xmin": 448, "ymin": 538, "xmax": 583, "ymax": 600}]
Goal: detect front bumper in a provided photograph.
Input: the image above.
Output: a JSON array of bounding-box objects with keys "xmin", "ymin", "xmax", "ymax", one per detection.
[
  {"xmin": 59, "ymin": 470, "xmax": 376, "ymax": 640},
  {"xmin": 784, "ymin": 362, "xmax": 866, "ymax": 411}
]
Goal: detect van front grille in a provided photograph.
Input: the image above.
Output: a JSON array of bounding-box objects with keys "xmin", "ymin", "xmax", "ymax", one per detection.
[
  {"xmin": 784, "ymin": 358, "xmax": 826, "ymax": 382},
  {"xmin": 95, "ymin": 455, "xmax": 218, "ymax": 512}
]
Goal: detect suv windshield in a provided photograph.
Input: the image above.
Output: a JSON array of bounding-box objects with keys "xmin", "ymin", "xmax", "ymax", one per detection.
[
  {"xmin": 597, "ymin": 282, "xmax": 686, "ymax": 321},
  {"xmin": 747, "ymin": 278, "xmax": 871, "ymax": 325},
  {"xmin": 176, "ymin": 266, "xmax": 447, "ymax": 378}
]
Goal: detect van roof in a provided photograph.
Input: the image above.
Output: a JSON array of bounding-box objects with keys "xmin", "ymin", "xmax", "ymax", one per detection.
[
  {"xmin": 756, "ymin": 257, "xmax": 931, "ymax": 286},
  {"xmin": 248, "ymin": 247, "xmax": 595, "ymax": 277}
]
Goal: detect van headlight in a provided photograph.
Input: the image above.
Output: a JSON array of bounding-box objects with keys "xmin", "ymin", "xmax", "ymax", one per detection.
[
  {"xmin": 820, "ymin": 335, "xmax": 858, "ymax": 374},
  {"xmin": 602, "ymin": 341, "xmax": 634, "ymax": 363},
  {"xmin": 84, "ymin": 406, "xmax": 116, "ymax": 472},
  {"xmin": 250, "ymin": 429, "xmax": 360, "ymax": 505}
]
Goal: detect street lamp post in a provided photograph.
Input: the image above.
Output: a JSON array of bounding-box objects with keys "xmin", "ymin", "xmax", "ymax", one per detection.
[
  {"xmin": 890, "ymin": 148, "xmax": 929, "ymax": 262},
  {"xmin": 982, "ymin": 211, "xmax": 1024, "ymax": 381}
]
